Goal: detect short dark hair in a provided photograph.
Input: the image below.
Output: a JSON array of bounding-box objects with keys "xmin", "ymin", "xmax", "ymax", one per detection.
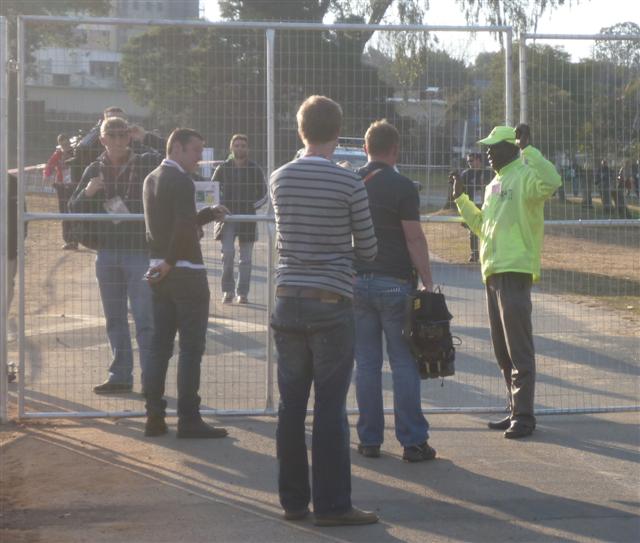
[
  {"xmin": 296, "ymin": 95, "xmax": 342, "ymax": 144},
  {"xmin": 229, "ymin": 134, "xmax": 248, "ymax": 148},
  {"xmin": 103, "ymin": 106, "xmax": 125, "ymax": 118},
  {"xmin": 365, "ymin": 119, "xmax": 399, "ymax": 156},
  {"xmin": 166, "ymin": 128, "xmax": 204, "ymax": 155},
  {"xmin": 467, "ymin": 152, "xmax": 482, "ymax": 161}
]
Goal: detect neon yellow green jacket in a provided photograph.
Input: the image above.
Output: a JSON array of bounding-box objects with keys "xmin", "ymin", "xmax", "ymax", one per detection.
[{"xmin": 455, "ymin": 146, "xmax": 561, "ymax": 283}]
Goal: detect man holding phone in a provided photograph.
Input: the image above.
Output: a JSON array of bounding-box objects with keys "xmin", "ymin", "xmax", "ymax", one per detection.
[
  {"xmin": 142, "ymin": 128, "xmax": 229, "ymax": 438},
  {"xmin": 70, "ymin": 117, "xmax": 161, "ymax": 394}
]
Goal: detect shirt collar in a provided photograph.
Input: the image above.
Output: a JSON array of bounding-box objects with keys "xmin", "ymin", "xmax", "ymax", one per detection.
[{"xmin": 162, "ymin": 158, "xmax": 186, "ymax": 174}]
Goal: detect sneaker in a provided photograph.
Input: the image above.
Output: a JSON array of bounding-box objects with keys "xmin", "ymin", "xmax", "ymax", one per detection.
[
  {"xmin": 357, "ymin": 444, "xmax": 381, "ymax": 458},
  {"xmin": 314, "ymin": 507, "xmax": 379, "ymax": 527},
  {"xmin": 402, "ymin": 441, "xmax": 436, "ymax": 462},
  {"xmin": 222, "ymin": 292, "xmax": 234, "ymax": 304},
  {"xmin": 236, "ymin": 295, "xmax": 249, "ymax": 304},
  {"xmin": 144, "ymin": 416, "xmax": 168, "ymax": 437},
  {"xmin": 283, "ymin": 507, "xmax": 310, "ymax": 521},
  {"xmin": 62, "ymin": 242, "xmax": 78, "ymax": 250},
  {"xmin": 93, "ymin": 380, "xmax": 133, "ymax": 394},
  {"xmin": 177, "ymin": 418, "xmax": 228, "ymax": 439}
]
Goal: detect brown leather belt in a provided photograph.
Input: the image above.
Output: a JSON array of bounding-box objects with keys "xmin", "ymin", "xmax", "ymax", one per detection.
[{"xmin": 276, "ymin": 286, "xmax": 344, "ymax": 304}]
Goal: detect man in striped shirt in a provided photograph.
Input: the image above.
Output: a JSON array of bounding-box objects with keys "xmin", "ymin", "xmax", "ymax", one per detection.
[{"xmin": 269, "ymin": 95, "xmax": 378, "ymax": 527}]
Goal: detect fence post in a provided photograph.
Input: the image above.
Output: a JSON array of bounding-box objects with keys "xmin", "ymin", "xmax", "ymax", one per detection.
[
  {"xmin": 265, "ymin": 28, "xmax": 276, "ymax": 414},
  {"xmin": 0, "ymin": 17, "xmax": 8, "ymax": 423},
  {"xmin": 519, "ymin": 35, "xmax": 528, "ymax": 123},
  {"xmin": 16, "ymin": 16, "xmax": 26, "ymax": 419},
  {"xmin": 504, "ymin": 27, "xmax": 514, "ymax": 126}
]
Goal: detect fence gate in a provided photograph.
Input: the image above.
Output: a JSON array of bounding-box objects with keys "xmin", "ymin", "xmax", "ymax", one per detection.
[{"xmin": 11, "ymin": 15, "xmax": 637, "ymax": 420}]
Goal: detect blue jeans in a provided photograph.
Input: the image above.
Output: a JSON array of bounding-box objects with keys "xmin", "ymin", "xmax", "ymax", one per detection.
[
  {"xmin": 354, "ymin": 275, "xmax": 429, "ymax": 448},
  {"xmin": 144, "ymin": 267, "xmax": 210, "ymax": 420},
  {"xmin": 221, "ymin": 223, "xmax": 253, "ymax": 296},
  {"xmin": 95, "ymin": 249, "xmax": 153, "ymax": 385},
  {"xmin": 271, "ymin": 295, "xmax": 354, "ymax": 516}
]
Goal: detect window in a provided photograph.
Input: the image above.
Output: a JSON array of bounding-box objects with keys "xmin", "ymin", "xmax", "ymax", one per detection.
[
  {"xmin": 90, "ymin": 61, "xmax": 118, "ymax": 79},
  {"xmin": 52, "ymin": 73, "xmax": 70, "ymax": 86}
]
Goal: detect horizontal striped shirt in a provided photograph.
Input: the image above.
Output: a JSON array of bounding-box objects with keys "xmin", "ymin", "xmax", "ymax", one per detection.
[{"xmin": 270, "ymin": 156, "xmax": 377, "ymax": 298}]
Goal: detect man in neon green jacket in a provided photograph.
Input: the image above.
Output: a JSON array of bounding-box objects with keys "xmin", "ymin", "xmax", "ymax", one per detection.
[{"xmin": 451, "ymin": 124, "xmax": 561, "ymax": 439}]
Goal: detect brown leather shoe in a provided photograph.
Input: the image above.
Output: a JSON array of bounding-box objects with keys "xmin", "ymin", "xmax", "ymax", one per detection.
[
  {"xmin": 177, "ymin": 418, "xmax": 228, "ymax": 439},
  {"xmin": 314, "ymin": 507, "xmax": 379, "ymax": 527}
]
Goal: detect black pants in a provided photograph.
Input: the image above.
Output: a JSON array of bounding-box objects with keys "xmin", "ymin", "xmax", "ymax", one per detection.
[
  {"xmin": 55, "ymin": 184, "xmax": 77, "ymax": 244},
  {"xmin": 144, "ymin": 267, "xmax": 210, "ymax": 420},
  {"xmin": 486, "ymin": 272, "xmax": 536, "ymax": 428}
]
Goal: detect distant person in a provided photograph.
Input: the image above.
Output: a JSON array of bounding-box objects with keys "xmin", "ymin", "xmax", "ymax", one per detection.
[
  {"xmin": 212, "ymin": 134, "xmax": 267, "ymax": 304},
  {"xmin": 450, "ymin": 124, "xmax": 561, "ymax": 439},
  {"xmin": 4, "ymin": 174, "xmax": 22, "ymax": 382},
  {"xmin": 460, "ymin": 152, "xmax": 489, "ymax": 262},
  {"xmin": 596, "ymin": 159, "xmax": 613, "ymax": 211},
  {"xmin": 69, "ymin": 117, "xmax": 161, "ymax": 394},
  {"xmin": 270, "ymin": 95, "xmax": 378, "ymax": 526},
  {"xmin": 69, "ymin": 106, "xmax": 165, "ymax": 185},
  {"xmin": 353, "ymin": 119, "xmax": 436, "ymax": 463},
  {"xmin": 43, "ymin": 134, "xmax": 77, "ymax": 250}
]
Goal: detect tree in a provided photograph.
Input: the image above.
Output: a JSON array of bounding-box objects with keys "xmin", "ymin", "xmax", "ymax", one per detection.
[
  {"xmin": 594, "ymin": 22, "xmax": 640, "ymax": 70},
  {"xmin": 1, "ymin": 1, "xmax": 110, "ymax": 167}
]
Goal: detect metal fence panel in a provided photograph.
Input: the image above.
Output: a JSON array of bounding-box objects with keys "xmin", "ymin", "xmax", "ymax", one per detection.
[
  {"xmin": 11, "ymin": 17, "xmax": 637, "ymax": 419},
  {"xmin": 0, "ymin": 16, "xmax": 9, "ymax": 422},
  {"xmin": 518, "ymin": 33, "xmax": 640, "ymax": 413}
]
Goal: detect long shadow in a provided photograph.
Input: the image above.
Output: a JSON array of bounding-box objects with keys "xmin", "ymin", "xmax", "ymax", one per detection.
[{"xmin": 459, "ymin": 325, "xmax": 639, "ymax": 377}]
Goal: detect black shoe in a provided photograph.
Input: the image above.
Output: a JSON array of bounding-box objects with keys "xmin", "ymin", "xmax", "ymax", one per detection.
[
  {"xmin": 403, "ymin": 441, "xmax": 436, "ymax": 462},
  {"xmin": 177, "ymin": 418, "xmax": 228, "ymax": 439},
  {"xmin": 93, "ymin": 381, "xmax": 133, "ymax": 394},
  {"xmin": 488, "ymin": 416, "xmax": 511, "ymax": 430},
  {"xmin": 62, "ymin": 242, "xmax": 78, "ymax": 250},
  {"xmin": 504, "ymin": 421, "xmax": 534, "ymax": 439},
  {"xmin": 284, "ymin": 507, "xmax": 310, "ymax": 521},
  {"xmin": 314, "ymin": 507, "xmax": 379, "ymax": 527},
  {"xmin": 357, "ymin": 444, "xmax": 381, "ymax": 458},
  {"xmin": 144, "ymin": 416, "xmax": 168, "ymax": 437}
]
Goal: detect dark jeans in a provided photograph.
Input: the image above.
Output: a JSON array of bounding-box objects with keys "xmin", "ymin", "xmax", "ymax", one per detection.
[
  {"xmin": 55, "ymin": 183, "xmax": 76, "ymax": 243},
  {"xmin": 144, "ymin": 267, "xmax": 210, "ymax": 420},
  {"xmin": 271, "ymin": 295, "xmax": 354, "ymax": 516},
  {"xmin": 486, "ymin": 272, "xmax": 536, "ymax": 428}
]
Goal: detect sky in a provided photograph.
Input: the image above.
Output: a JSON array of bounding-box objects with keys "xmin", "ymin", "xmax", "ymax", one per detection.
[{"xmin": 200, "ymin": 0, "xmax": 638, "ymax": 62}]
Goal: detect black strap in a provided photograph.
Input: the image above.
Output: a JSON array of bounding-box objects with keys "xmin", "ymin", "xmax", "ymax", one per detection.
[{"xmin": 362, "ymin": 168, "xmax": 382, "ymax": 184}]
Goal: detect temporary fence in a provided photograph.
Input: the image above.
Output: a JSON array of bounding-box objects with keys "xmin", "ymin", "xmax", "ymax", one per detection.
[{"xmin": 2, "ymin": 16, "xmax": 638, "ymax": 421}]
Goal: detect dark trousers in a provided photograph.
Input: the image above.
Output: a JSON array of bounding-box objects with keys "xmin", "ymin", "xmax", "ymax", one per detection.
[
  {"xmin": 271, "ymin": 295, "xmax": 354, "ymax": 516},
  {"xmin": 55, "ymin": 184, "xmax": 76, "ymax": 243},
  {"xmin": 486, "ymin": 272, "xmax": 536, "ymax": 428},
  {"xmin": 144, "ymin": 267, "xmax": 210, "ymax": 420}
]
